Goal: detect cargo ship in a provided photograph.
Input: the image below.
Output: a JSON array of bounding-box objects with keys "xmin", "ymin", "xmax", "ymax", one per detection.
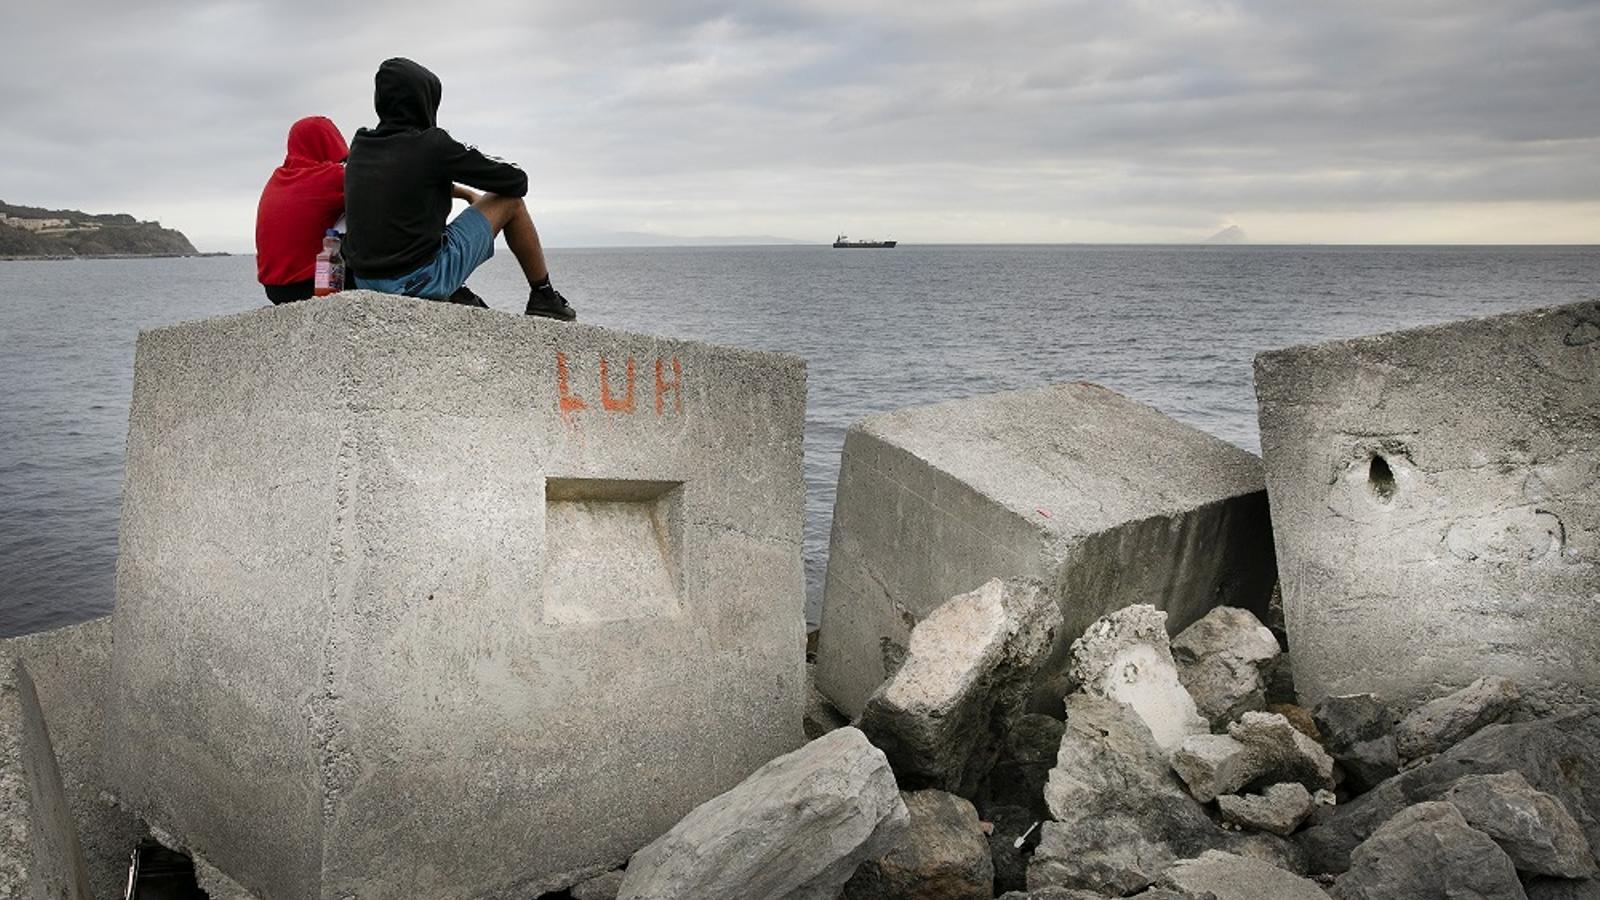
[{"xmin": 832, "ymin": 234, "xmax": 897, "ymax": 248}]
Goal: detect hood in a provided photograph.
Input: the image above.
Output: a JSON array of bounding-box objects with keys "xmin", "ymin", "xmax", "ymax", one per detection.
[
  {"xmin": 373, "ymin": 57, "xmax": 442, "ymax": 130},
  {"xmin": 283, "ymin": 116, "xmax": 348, "ymax": 167}
]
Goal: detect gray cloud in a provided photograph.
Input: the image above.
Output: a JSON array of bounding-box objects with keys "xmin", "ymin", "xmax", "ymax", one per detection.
[{"xmin": 2, "ymin": 0, "xmax": 1595, "ymax": 249}]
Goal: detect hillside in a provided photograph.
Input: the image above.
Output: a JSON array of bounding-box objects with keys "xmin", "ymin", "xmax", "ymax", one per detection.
[{"xmin": 0, "ymin": 200, "xmax": 198, "ymax": 257}]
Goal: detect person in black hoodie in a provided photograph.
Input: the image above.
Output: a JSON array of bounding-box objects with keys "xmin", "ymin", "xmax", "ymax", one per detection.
[{"xmin": 344, "ymin": 57, "xmax": 577, "ymax": 320}]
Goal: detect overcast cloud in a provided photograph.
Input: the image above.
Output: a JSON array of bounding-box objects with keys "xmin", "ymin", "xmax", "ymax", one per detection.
[{"xmin": 4, "ymin": 0, "xmax": 1596, "ymax": 249}]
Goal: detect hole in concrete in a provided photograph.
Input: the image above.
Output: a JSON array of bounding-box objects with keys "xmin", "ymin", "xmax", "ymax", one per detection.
[
  {"xmin": 1368, "ymin": 454, "xmax": 1396, "ymax": 503},
  {"xmin": 543, "ymin": 477, "xmax": 685, "ymax": 626}
]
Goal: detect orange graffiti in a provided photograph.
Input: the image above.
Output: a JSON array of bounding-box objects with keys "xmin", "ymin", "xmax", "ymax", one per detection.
[
  {"xmin": 556, "ymin": 352, "xmax": 587, "ymax": 419},
  {"xmin": 655, "ymin": 357, "xmax": 683, "ymax": 416},
  {"xmin": 600, "ymin": 356, "xmax": 637, "ymax": 413}
]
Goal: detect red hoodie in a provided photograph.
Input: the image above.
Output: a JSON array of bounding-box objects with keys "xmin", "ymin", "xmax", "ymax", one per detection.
[{"xmin": 255, "ymin": 116, "xmax": 348, "ymax": 286}]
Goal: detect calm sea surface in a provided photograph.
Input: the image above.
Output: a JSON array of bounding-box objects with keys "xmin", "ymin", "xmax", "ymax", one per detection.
[{"xmin": 2, "ymin": 245, "xmax": 1596, "ymax": 636}]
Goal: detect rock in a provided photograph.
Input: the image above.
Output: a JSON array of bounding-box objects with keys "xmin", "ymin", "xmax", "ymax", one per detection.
[
  {"xmin": 616, "ymin": 727, "xmax": 908, "ymax": 900},
  {"xmin": 860, "ymin": 578, "xmax": 1063, "ymax": 796},
  {"xmin": 1218, "ymin": 784, "xmax": 1315, "ymax": 836},
  {"xmin": 1394, "ymin": 676, "xmax": 1523, "ymax": 761},
  {"xmin": 1446, "ymin": 773, "xmax": 1598, "ymax": 879},
  {"xmin": 1069, "ymin": 605, "xmax": 1209, "ymax": 752},
  {"xmin": 1031, "ymin": 694, "xmax": 1222, "ymax": 894},
  {"xmin": 1334, "ymin": 801, "xmax": 1526, "ymax": 899},
  {"xmin": 1297, "ymin": 706, "xmax": 1600, "ymax": 875},
  {"xmin": 984, "ymin": 714, "xmax": 1066, "ymax": 818},
  {"xmin": 1171, "ymin": 607, "xmax": 1282, "ymax": 729},
  {"xmin": 843, "ymin": 789, "xmax": 995, "ymax": 900},
  {"xmin": 1159, "ymin": 850, "xmax": 1329, "ymax": 899},
  {"xmin": 1264, "ymin": 704, "xmax": 1321, "ymax": 742},
  {"xmin": 1312, "ymin": 695, "xmax": 1399, "ymax": 794},
  {"xmin": 1171, "ymin": 713, "xmax": 1334, "ymax": 804},
  {"xmin": 985, "ymin": 804, "xmax": 1040, "ymax": 896},
  {"xmin": 805, "ymin": 662, "xmax": 850, "ymax": 740},
  {"xmin": 1224, "ymin": 830, "xmax": 1309, "ymax": 876},
  {"xmin": 1524, "ymin": 878, "xmax": 1600, "ymax": 900},
  {"xmin": 997, "ymin": 889, "xmax": 1113, "ymax": 899},
  {"xmin": 572, "ymin": 869, "xmax": 626, "ymax": 900}
]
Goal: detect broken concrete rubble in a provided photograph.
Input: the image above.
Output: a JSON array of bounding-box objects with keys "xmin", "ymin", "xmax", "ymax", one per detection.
[
  {"xmin": 1171, "ymin": 606, "xmax": 1282, "ymax": 730},
  {"xmin": 1311, "ymin": 694, "xmax": 1399, "ymax": 794},
  {"xmin": 1393, "ymin": 675, "xmax": 1523, "ymax": 762},
  {"xmin": 616, "ymin": 727, "xmax": 907, "ymax": 900},
  {"xmin": 1171, "ymin": 712, "xmax": 1334, "ymax": 804},
  {"xmin": 815, "ymin": 382, "xmax": 1277, "ymax": 718},
  {"xmin": 859, "ymin": 578, "xmax": 1062, "ymax": 796},
  {"xmin": 1158, "ymin": 850, "xmax": 1329, "ymax": 900},
  {"xmin": 842, "ymin": 789, "xmax": 994, "ymax": 900},
  {"xmin": 1070, "ymin": 605, "xmax": 1209, "ymax": 752},
  {"xmin": 1254, "ymin": 299, "xmax": 1600, "ymax": 712},
  {"xmin": 101, "ymin": 293, "xmax": 808, "ymax": 900},
  {"xmin": 1217, "ymin": 783, "xmax": 1314, "ymax": 837}
]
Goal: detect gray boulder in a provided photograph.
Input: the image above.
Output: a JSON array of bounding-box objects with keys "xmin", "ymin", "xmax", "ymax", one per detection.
[
  {"xmin": 1, "ymin": 660, "xmax": 93, "ymax": 900},
  {"xmin": 860, "ymin": 578, "xmax": 1062, "ymax": 796},
  {"xmin": 1218, "ymin": 783, "xmax": 1314, "ymax": 836},
  {"xmin": 1446, "ymin": 773, "xmax": 1598, "ymax": 879},
  {"xmin": 1171, "ymin": 607, "xmax": 1282, "ymax": 729},
  {"xmin": 1297, "ymin": 706, "xmax": 1600, "ymax": 875},
  {"xmin": 843, "ymin": 789, "xmax": 995, "ymax": 900},
  {"xmin": 1394, "ymin": 676, "xmax": 1522, "ymax": 762},
  {"xmin": 1069, "ymin": 605, "xmax": 1209, "ymax": 752},
  {"xmin": 1311, "ymin": 694, "xmax": 1399, "ymax": 794},
  {"xmin": 1031, "ymin": 694, "xmax": 1221, "ymax": 894},
  {"xmin": 1334, "ymin": 801, "xmax": 1526, "ymax": 899},
  {"xmin": 1524, "ymin": 878, "xmax": 1600, "ymax": 900},
  {"xmin": 616, "ymin": 727, "xmax": 909, "ymax": 900},
  {"xmin": 1159, "ymin": 850, "xmax": 1328, "ymax": 899},
  {"xmin": 1171, "ymin": 713, "xmax": 1334, "ymax": 804}
]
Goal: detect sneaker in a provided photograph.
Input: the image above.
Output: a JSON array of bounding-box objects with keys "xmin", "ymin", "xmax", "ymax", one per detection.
[
  {"xmin": 446, "ymin": 284, "xmax": 490, "ymax": 309},
  {"xmin": 525, "ymin": 284, "xmax": 578, "ymax": 321}
]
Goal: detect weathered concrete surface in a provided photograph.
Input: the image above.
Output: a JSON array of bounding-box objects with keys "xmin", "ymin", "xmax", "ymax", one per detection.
[
  {"xmin": 1, "ymin": 660, "xmax": 92, "ymax": 900},
  {"xmin": 859, "ymin": 578, "xmax": 1061, "ymax": 796},
  {"xmin": 1254, "ymin": 300, "xmax": 1600, "ymax": 711},
  {"xmin": 100, "ymin": 293, "xmax": 808, "ymax": 900},
  {"xmin": 617, "ymin": 728, "xmax": 908, "ymax": 900},
  {"xmin": 814, "ymin": 383, "xmax": 1278, "ymax": 718},
  {"xmin": 0, "ymin": 618, "xmax": 147, "ymax": 900},
  {"xmin": 1070, "ymin": 605, "xmax": 1208, "ymax": 752}
]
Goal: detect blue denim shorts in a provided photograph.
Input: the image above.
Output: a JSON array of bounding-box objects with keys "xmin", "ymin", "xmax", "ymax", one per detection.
[{"xmin": 355, "ymin": 207, "xmax": 494, "ymax": 299}]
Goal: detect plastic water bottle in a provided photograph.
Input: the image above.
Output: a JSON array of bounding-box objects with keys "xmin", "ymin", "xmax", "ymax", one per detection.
[{"xmin": 314, "ymin": 230, "xmax": 344, "ymax": 296}]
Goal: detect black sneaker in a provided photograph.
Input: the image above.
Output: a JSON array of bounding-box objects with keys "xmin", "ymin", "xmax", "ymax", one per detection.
[
  {"xmin": 525, "ymin": 284, "xmax": 577, "ymax": 321},
  {"xmin": 446, "ymin": 285, "xmax": 490, "ymax": 309}
]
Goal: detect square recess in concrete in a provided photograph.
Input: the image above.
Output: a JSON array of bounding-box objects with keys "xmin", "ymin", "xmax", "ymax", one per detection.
[{"xmin": 544, "ymin": 477, "xmax": 685, "ymax": 625}]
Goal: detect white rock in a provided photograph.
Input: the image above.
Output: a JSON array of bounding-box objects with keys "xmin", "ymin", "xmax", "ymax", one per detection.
[
  {"xmin": 616, "ymin": 728, "xmax": 909, "ymax": 900},
  {"xmin": 859, "ymin": 578, "xmax": 1062, "ymax": 796},
  {"xmin": 1069, "ymin": 605, "xmax": 1208, "ymax": 752}
]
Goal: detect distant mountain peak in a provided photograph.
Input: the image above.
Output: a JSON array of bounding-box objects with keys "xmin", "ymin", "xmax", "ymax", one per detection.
[{"xmin": 1205, "ymin": 224, "xmax": 1248, "ymax": 244}]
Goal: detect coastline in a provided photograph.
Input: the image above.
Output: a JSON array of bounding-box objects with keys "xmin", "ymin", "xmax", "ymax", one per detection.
[{"xmin": 0, "ymin": 251, "xmax": 231, "ymax": 262}]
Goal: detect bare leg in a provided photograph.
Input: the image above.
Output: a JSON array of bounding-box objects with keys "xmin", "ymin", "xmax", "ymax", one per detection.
[{"xmin": 472, "ymin": 193, "xmax": 548, "ymax": 287}]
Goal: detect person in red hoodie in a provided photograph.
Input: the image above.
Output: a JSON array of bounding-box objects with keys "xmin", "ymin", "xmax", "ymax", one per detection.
[{"xmin": 255, "ymin": 116, "xmax": 348, "ymax": 304}]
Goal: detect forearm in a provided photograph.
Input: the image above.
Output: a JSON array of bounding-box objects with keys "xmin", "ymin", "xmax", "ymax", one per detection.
[{"xmin": 452, "ymin": 184, "xmax": 482, "ymax": 204}]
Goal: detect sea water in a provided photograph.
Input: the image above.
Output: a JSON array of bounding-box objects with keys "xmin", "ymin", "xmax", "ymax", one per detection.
[{"xmin": 2, "ymin": 245, "xmax": 1596, "ymax": 635}]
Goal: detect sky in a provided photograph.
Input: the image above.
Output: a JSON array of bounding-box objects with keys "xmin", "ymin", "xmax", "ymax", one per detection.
[{"xmin": 4, "ymin": 0, "xmax": 1597, "ymax": 250}]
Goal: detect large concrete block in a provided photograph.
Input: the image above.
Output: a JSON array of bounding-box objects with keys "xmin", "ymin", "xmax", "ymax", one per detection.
[
  {"xmin": 102, "ymin": 292, "xmax": 807, "ymax": 900},
  {"xmin": 1, "ymin": 618, "xmax": 147, "ymax": 900},
  {"xmin": 813, "ymin": 383, "xmax": 1277, "ymax": 718},
  {"xmin": 2, "ymin": 660, "xmax": 93, "ymax": 900},
  {"xmin": 1254, "ymin": 299, "xmax": 1600, "ymax": 711}
]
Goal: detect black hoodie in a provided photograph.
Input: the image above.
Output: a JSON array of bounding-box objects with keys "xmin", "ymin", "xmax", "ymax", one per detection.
[{"xmin": 343, "ymin": 58, "xmax": 528, "ymax": 278}]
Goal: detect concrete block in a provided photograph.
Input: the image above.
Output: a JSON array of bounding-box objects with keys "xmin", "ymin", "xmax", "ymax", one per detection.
[
  {"xmin": 1, "ymin": 618, "xmax": 147, "ymax": 900},
  {"xmin": 2, "ymin": 658, "xmax": 94, "ymax": 900},
  {"xmin": 1253, "ymin": 300, "xmax": 1600, "ymax": 711},
  {"xmin": 101, "ymin": 292, "xmax": 807, "ymax": 900},
  {"xmin": 814, "ymin": 383, "xmax": 1277, "ymax": 717}
]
